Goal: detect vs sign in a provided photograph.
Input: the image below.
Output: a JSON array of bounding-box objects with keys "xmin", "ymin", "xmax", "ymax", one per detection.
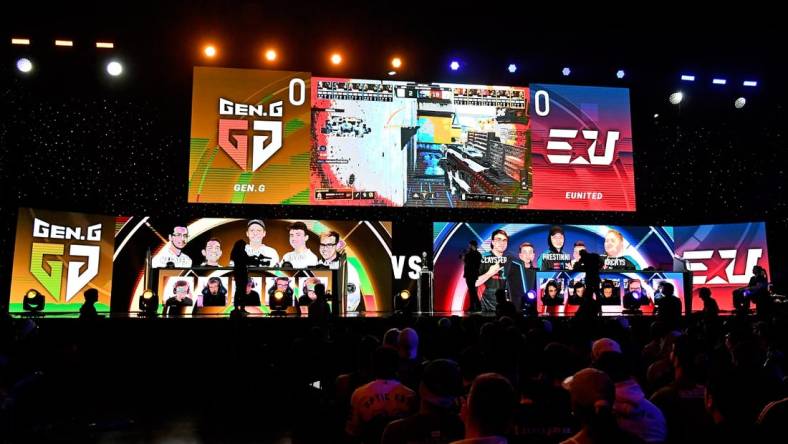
[{"xmin": 391, "ymin": 255, "xmax": 424, "ymax": 280}]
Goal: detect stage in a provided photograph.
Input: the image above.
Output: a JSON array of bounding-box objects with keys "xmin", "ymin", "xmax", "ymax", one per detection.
[{"xmin": 7, "ymin": 307, "xmax": 754, "ymax": 321}]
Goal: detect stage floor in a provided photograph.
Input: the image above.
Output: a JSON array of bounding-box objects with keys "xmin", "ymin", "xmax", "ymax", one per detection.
[{"xmin": 8, "ymin": 309, "xmax": 737, "ymax": 319}]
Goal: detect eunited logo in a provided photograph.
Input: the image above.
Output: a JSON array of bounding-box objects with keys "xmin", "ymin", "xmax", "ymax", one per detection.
[
  {"xmin": 545, "ymin": 129, "xmax": 621, "ymax": 165},
  {"xmin": 682, "ymin": 248, "xmax": 763, "ymax": 285}
]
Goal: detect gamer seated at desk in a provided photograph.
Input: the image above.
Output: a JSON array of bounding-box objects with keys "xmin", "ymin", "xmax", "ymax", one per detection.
[
  {"xmin": 599, "ymin": 280, "xmax": 621, "ymax": 305},
  {"xmin": 567, "ymin": 282, "xmax": 587, "ymax": 305},
  {"xmin": 197, "ymin": 277, "xmax": 227, "ymax": 307},
  {"xmin": 268, "ymin": 277, "xmax": 294, "ymax": 309},
  {"xmin": 238, "ymin": 280, "xmax": 261, "ymax": 307},
  {"xmin": 623, "ymin": 279, "xmax": 652, "ymax": 309},
  {"xmin": 542, "ymin": 281, "xmax": 565, "ymax": 306},
  {"xmin": 164, "ymin": 280, "xmax": 194, "ymax": 315}
]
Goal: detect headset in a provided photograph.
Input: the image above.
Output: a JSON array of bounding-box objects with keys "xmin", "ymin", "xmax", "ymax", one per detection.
[
  {"xmin": 268, "ymin": 277, "xmax": 294, "ymax": 308},
  {"xmin": 202, "ymin": 277, "xmax": 227, "ymax": 297}
]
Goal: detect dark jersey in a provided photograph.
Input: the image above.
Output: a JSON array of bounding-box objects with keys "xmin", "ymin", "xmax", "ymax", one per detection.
[
  {"xmin": 238, "ymin": 290, "xmax": 261, "ymax": 307},
  {"xmin": 463, "ymin": 249, "xmax": 482, "ymax": 278},
  {"xmin": 478, "ymin": 252, "xmax": 513, "ymax": 294},
  {"xmin": 201, "ymin": 290, "xmax": 226, "ymax": 306},
  {"xmin": 540, "ymin": 252, "xmax": 571, "ymax": 271}
]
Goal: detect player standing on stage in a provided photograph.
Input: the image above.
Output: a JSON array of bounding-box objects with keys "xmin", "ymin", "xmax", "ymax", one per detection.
[
  {"xmin": 573, "ymin": 249, "xmax": 602, "ymax": 317},
  {"xmin": 475, "ymin": 230, "xmax": 513, "ymax": 312},
  {"xmin": 462, "ymin": 240, "xmax": 482, "ymax": 312}
]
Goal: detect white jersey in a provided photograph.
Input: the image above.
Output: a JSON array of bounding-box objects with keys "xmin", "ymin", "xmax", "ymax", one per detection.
[
  {"xmin": 245, "ymin": 244, "xmax": 279, "ymax": 267},
  {"xmin": 282, "ymin": 249, "xmax": 319, "ymax": 268},
  {"xmin": 318, "ymin": 257, "xmax": 341, "ymax": 270},
  {"xmin": 152, "ymin": 246, "xmax": 192, "ymax": 268}
]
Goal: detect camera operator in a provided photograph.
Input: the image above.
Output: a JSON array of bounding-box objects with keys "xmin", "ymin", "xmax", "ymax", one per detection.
[{"xmin": 733, "ymin": 265, "xmax": 769, "ymax": 314}]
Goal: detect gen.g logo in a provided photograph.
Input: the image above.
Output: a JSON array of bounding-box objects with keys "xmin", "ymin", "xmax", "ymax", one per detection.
[
  {"xmin": 30, "ymin": 218, "xmax": 102, "ymax": 302},
  {"xmin": 216, "ymin": 78, "xmax": 306, "ymax": 172}
]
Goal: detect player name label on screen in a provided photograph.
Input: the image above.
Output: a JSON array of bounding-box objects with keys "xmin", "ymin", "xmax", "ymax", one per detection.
[{"xmin": 190, "ymin": 68, "xmax": 635, "ymax": 211}]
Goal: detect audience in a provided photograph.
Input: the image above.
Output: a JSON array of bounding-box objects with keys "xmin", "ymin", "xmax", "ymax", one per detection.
[
  {"xmin": 649, "ymin": 334, "xmax": 711, "ymax": 443},
  {"xmin": 591, "ymin": 341, "xmax": 667, "ymax": 442},
  {"xmin": 397, "ymin": 328, "xmax": 425, "ymax": 391},
  {"xmin": 347, "ymin": 346, "xmax": 418, "ymax": 442},
  {"xmin": 562, "ymin": 368, "xmax": 643, "ymax": 444},
  {"xmin": 382, "ymin": 359, "xmax": 465, "ymax": 444},
  {"xmin": 3, "ymin": 292, "xmax": 788, "ymax": 443},
  {"xmin": 455, "ymin": 373, "xmax": 517, "ymax": 444}
]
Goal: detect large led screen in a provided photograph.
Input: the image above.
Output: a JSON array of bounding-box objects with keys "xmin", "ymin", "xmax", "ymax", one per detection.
[{"xmin": 190, "ymin": 68, "xmax": 634, "ymax": 211}]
